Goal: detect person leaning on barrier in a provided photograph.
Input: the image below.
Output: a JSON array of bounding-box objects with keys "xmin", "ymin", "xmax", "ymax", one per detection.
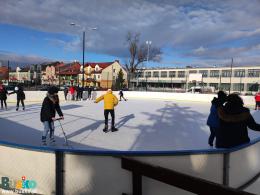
[
  {"xmin": 206, "ymin": 91, "xmax": 227, "ymax": 147},
  {"xmin": 216, "ymin": 93, "xmax": 260, "ymax": 148}
]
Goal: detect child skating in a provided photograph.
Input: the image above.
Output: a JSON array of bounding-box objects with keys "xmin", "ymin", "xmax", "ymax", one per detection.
[
  {"xmin": 95, "ymin": 89, "xmax": 119, "ymax": 132},
  {"xmin": 119, "ymin": 89, "xmax": 127, "ymax": 101},
  {"xmin": 40, "ymin": 86, "xmax": 64, "ymax": 145}
]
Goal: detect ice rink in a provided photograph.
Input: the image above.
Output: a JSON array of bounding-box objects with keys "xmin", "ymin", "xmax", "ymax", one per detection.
[{"xmin": 1, "ymin": 98, "xmax": 260, "ymax": 151}]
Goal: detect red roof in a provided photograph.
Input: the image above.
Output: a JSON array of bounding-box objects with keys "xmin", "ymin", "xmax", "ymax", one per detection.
[
  {"xmin": 85, "ymin": 62, "xmax": 114, "ymax": 69},
  {"xmin": 57, "ymin": 63, "xmax": 81, "ymax": 75},
  {"xmin": 0, "ymin": 67, "xmax": 8, "ymax": 79}
]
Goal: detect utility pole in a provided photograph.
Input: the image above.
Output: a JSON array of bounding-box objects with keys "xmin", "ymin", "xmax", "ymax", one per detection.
[
  {"xmin": 7, "ymin": 60, "xmax": 10, "ymax": 85},
  {"xmin": 229, "ymin": 58, "xmax": 233, "ymax": 94}
]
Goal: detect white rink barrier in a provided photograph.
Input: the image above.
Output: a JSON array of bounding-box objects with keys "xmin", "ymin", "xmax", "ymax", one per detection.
[
  {"xmin": 6, "ymin": 91, "xmax": 256, "ymax": 107},
  {"xmin": 0, "ymin": 139, "xmax": 260, "ymax": 195}
]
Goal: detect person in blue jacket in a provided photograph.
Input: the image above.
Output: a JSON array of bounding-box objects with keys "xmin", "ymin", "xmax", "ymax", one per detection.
[{"xmin": 207, "ymin": 91, "xmax": 227, "ymax": 146}]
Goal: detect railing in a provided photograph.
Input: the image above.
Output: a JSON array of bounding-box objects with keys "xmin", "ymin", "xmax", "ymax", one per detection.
[{"xmin": 121, "ymin": 157, "xmax": 255, "ymax": 195}]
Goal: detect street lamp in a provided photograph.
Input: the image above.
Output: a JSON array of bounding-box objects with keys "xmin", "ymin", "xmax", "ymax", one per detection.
[
  {"xmin": 70, "ymin": 23, "xmax": 97, "ymax": 88},
  {"xmin": 146, "ymin": 41, "xmax": 152, "ymax": 66}
]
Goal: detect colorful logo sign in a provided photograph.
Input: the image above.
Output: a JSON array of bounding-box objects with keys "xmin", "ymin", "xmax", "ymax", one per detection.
[{"xmin": 1, "ymin": 176, "xmax": 37, "ymax": 194}]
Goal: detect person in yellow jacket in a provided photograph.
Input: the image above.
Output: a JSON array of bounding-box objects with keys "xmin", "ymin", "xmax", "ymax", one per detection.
[{"xmin": 95, "ymin": 89, "xmax": 119, "ymax": 132}]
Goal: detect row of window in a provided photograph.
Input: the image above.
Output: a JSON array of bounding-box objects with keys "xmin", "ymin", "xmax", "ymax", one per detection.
[{"xmin": 140, "ymin": 69, "xmax": 260, "ymax": 78}]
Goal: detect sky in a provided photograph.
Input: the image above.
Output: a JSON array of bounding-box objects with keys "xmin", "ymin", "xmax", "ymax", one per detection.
[{"xmin": 1, "ymin": 0, "xmax": 260, "ymax": 67}]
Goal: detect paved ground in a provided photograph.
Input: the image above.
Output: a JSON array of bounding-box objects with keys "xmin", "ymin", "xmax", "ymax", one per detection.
[{"xmin": 1, "ymin": 98, "xmax": 260, "ymax": 151}]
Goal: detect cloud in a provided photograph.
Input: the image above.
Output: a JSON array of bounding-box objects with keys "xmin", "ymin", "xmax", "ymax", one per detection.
[
  {"xmin": 1, "ymin": 0, "xmax": 260, "ymax": 66},
  {"xmin": 0, "ymin": 51, "xmax": 51, "ymax": 65}
]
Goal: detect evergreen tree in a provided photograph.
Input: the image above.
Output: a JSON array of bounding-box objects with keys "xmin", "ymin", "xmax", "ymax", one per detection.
[{"xmin": 115, "ymin": 69, "xmax": 125, "ymax": 90}]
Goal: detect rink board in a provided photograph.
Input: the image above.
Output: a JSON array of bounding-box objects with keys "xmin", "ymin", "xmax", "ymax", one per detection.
[{"xmin": 0, "ymin": 93, "xmax": 260, "ymax": 194}]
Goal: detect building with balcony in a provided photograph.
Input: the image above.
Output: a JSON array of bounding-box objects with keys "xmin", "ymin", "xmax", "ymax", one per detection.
[
  {"xmin": 79, "ymin": 60, "xmax": 127, "ymax": 88},
  {"xmin": 41, "ymin": 60, "xmax": 127, "ymax": 88}
]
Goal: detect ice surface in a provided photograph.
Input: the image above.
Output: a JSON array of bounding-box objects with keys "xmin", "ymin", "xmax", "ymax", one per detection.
[{"xmin": 1, "ymin": 99, "xmax": 260, "ymax": 151}]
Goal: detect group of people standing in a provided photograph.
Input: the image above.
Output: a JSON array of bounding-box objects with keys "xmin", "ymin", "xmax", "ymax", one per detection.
[
  {"xmin": 0, "ymin": 81, "xmax": 25, "ymax": 111},
  {"xmin": 64, "ymin": 85, "xmax": 94, "ymax": 101},
  {"xmin": 207, "ymin": 91, "xmax": 260, "ymax": 148}
]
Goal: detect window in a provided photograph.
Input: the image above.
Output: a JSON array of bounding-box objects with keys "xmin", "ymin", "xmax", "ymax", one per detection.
[
  {"xmin": 234, "ymin": 69, "xmax": 245, "ymax": 77},
  {"xmin": 169, "ymin": 71, "xmax": 176, "ymax": 77},
  {"xmin": 161, "ymin": 71, "xmax": 167, "ymax": 78},
  {"xmin": 178, "ymin": 71, "xmax": 185, "ymax": 78},
  {"xmin": 153, "ymin": 71, "xmax": 159, "ymax": 77},
  {"xmin": 145, "ymin": 71, "xmax": 151, "ymax": 77},
  {"xmin": 221, "ymin": 83, "xmax": 230, "ymax": 91},
  {"xmin": 199, "ymin": 70, "xmax": 208, "ymax": 77},
  {"xmin": 209, "ymin": 83, "xmax": 218, "ymax": 90},
  {"xmin": 98, "ymin": 75, "xmax": 100, "ymax": 79},
  {"xmin": 248, "ymin": 69, "xmax": 260, "ymax": 77},
  {"xmin": 233, "ymin": 83, "xmax": 244, "ymax": 91},
  {"xmin": 189, "ymin": 70, "xmax": 197, "ymax": 74},
  {"xmin": 113, "ymin": 69, "xmax": 116, "ymax": 73},
  {"xmin": 210, "ymin": 70, "xmax": 219, "ymax": 77},
  {"xmin": 222, "ymin": 70, "xmax": 231, "ymax": 77}
]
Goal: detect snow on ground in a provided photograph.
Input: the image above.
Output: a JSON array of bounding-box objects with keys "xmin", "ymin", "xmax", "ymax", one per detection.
[{"xmin": 1, "ymin": 98, "xmax": 260, "ymax": 151}]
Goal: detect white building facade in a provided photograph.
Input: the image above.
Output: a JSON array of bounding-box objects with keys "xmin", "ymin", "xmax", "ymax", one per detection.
[{"xmin": 131, "ymin": 66, "xmax": 260, "ymax": 93}]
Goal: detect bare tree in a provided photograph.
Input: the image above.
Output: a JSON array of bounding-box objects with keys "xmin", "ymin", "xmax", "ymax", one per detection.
[{"xmin": 125, "ymin": 32, "xmax": 162, "ymax": 87}]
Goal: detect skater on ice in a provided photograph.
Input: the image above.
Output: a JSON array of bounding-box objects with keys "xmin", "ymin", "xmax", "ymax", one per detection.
[
  {"xmin": 255, "ymin": 92, "xmax": 260, "ymax": 110},
  {"xmin": 216, "ymin": 93, "xmax": 260, "ymax": 148},
  {"xmin": 9, "ymin": 83, "xmax": 25, "ymax": 111},
  {"xmin": 87, "ymin": 86, "xmax": 93, "ymax": 100},
  {"xmin": 94, "ymin": 89, "xmax": 119, "ymax": 133},
  {"xmin": 40, "ymin": 86, "xmax": 64, "ymax": 145},
  {"xmin": 64, "ymin": 86, "xmax": 68, "ymax": 101},
  {"xmin": 119, "ymin": 89, "xmax": 127, "ymax": 101},
  {"xmin": 0, "ymin": 81, "xmax": 8, "ymax": 110},
  {"xmin": 206, "ymin": 91, "xmax": 227, "ymax": 146}
]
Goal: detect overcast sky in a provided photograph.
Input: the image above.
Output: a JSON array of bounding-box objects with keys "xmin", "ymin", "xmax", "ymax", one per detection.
[{"xmin": 1, "ymin": 0, "xmax": 260, "ymax": 67}]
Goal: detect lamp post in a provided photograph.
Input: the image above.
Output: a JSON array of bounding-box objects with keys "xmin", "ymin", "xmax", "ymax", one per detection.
[
  {"xmin": 70, "ymin": 23, "xmax": 97, "ymax": 88},
  {"xmin": 146, "ymin": 41, "xmax": 152, "ymax": 66}
]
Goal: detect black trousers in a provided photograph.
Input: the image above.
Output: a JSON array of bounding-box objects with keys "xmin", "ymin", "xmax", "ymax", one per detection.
[
  {"xmin": 120, "ymin": 95, "xmax": 126, "ymax": 101},
  {"xmin": 1, "ymin": 99, "xmax": 7, "ymax": 108},
  {"xmin": 208, "ymin": 127, "xmax": 216, "ymax": 145},
  {"xmin": 17, "ymin": 99, "xmax": 25, "ymax": 108},
  {"xmin": 104, "ymin": 109, "xmax": 115, "ymax": 127}
]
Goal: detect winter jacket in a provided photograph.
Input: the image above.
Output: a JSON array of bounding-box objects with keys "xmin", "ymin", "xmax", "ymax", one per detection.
[
  {"xmin": 255, "ymin": 94, "xmax": 260, "ymax": 102},
  {"xmin": 95, "ymin": 90, "xmax": 118, "ymax": 110},
  {"xmin": 40, "ymin": 95, "xmax": 63, "ymax": 122},
  {"xmin": 216, "ymin": 104, "xmax": 260, "ymax": 148},
  {"xmin": 119, "ymin": 90, "xmax": 123, "ymax": 96},
  {"xmin": 207, "ymin": 97, "xmax": 221, "ymax": 128},
  {"xmin": 0, "ymin": 84, "xmax": 8, "ymax": 100},
  {"xmin": 9, "ymin": 86, "xmax": 25, "ymax": 100}
]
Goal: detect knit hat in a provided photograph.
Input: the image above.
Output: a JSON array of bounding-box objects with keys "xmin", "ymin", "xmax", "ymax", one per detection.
[{"xmin": 48, "ymin": 86, "xmax": 59, "ymax": 95}]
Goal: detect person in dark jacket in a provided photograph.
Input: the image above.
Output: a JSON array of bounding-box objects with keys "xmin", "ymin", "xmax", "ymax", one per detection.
[
  {"xmin": 40, "ymin": 86, "xmax": 64, "ymax": 145},
  {"xmin": 9, "ymin": 83, "xmax": 25, "ymax": 111},
  {"xmin": 64, "ymin": 86, "xmax": 68, "ymax": 101},
  {"xmin": 216, "ymin": 93, "xmax": 260, "ymax": 148},
  {"xmin": 0, "ymin": 81, "xmax": 8, "ymax": 110},
  {"xmin": 206, "ymin": 91, "xmax": 227, "ymax": 146},
  {"xmin": 119, "ymin": 89, "xmax": 127, "ymax": 101},
  {"xmin": 87, "ymin": 86, "xmax": 92, "ymax": 100}
]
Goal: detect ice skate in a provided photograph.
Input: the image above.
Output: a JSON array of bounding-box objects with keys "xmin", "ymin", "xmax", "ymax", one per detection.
[
  {"xmin": 50, "ymin": 137, "xmax": 56, "ymax": 146},
  {"xmin": 103, "ymin": 125, "xmax": 109, "ymax": 133},
  {"xmin": 111, "ymin": 127, "xmax": 118, "ymax": 132},
  {"xmin": 42, "ymin": 137, "xmax": 47, "ymax": 146}
]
